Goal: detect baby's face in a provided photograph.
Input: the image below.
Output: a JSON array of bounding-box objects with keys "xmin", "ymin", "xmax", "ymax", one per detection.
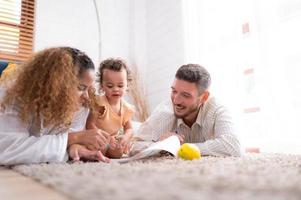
[{"xmin": 101, "ymin": 68, "xmax": 127, "ymax": 102}]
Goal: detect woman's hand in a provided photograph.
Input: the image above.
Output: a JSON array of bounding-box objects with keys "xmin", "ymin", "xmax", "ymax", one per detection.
[
  {"xmin": 68, "ymin": 129, "xmax": 111, "ymax": 150},
  {"xmin": 68, "ymin": 144, "xmax": 110, "ymax": 163}
]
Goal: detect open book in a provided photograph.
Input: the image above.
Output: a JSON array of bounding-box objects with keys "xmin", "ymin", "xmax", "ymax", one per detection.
[{"xmin": 114, "ymin": 135, "xmax": 180, "ymax": 164}]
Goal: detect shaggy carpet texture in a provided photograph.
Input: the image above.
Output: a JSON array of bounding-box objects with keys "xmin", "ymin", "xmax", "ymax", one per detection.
[{"xmin": 13, "ymin": 153, "xmax": 301, "ymax": 200}]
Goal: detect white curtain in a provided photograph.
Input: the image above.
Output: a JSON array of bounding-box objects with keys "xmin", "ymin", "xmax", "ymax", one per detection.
[{"xmin": 182, "ymin": 0, "xmax": 301, "ymax": 154}]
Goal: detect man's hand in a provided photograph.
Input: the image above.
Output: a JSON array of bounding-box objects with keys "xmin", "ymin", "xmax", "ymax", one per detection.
[
  {"xmin": 68, "ymin": 129, "xmax": 111, "ymax": 150},
  {"xmin": 159, "ymin": 132, "xmax": 185, "ymax": 144},
  {"xmin": 68, "ymin": 144, "xmax": 110, "ymax": 163}
]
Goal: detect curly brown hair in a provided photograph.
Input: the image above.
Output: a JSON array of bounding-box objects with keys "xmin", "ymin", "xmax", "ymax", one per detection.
[
  {"xmin": 97, "ymin": 58, "xmax": 132, "ymax": 85},
  {"xmin": 1, "ymin": 47, "xmax": 94, "ymax": 128}
]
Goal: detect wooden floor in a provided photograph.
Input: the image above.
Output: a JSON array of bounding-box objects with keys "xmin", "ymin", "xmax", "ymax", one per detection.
[{"xmin": 0, "ymin": 166, "xmax": 69, "ymax": 200}]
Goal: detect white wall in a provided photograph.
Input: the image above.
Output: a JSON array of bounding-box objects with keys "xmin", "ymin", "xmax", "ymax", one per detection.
[
  {"xmin": 98, "ymin": 0, "xmax": 184, "ymax": 110},
  {"xmin": 97, "ymin": 0, "xmax": 185, "ymax": 111},
  {"xmin": 181, "ymin": 0, "xmax": 301, "ymax": 154},
  {"xmin": 97, "ymin": 0, "xmax": 131, "ymax": 64},
  {"xmin": 35, "ymin": 0, "xmax": 133, "ymax": 66},
  {"xmin": 33, "ymin": 0, "xmax": 301, "ymax": 153},
  {"xmin": 35, "ymin": 0, "xmax": 185, "ymax": 111},
  {"xmin": 132, "ymin": 0, "xmax": 185, "ymax": 111},
  {"xmin": 34, "ymin": 0, "xmax": 99, "ymax": 64},
  {"xmin": 129, "ymin": 0, "xmax": 147, "ymax": 83}
]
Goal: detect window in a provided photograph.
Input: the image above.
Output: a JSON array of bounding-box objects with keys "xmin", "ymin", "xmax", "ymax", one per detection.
[
  {"xmin": 0, "ymin": 0, "xmax": 35, "ymax": 62},
  {"xmin": 182, "ymin": 0, "xmax": 301, "ymax": 154}
]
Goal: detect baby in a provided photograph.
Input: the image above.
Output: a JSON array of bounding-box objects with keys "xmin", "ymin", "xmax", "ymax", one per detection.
[{"xmin": 86, "ymin": 58, "xmax": 135, "ymax": 159}]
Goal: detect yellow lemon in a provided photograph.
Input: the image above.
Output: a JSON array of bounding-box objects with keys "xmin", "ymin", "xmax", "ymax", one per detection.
[{"xmin": 177, "ymin": 143, "xmax": 201, "ymax": 160}]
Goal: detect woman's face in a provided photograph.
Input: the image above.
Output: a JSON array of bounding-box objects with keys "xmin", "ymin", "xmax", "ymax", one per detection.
[{"xmin": 78, "ymin": 69, "xmax": 95, "ymax": 105}]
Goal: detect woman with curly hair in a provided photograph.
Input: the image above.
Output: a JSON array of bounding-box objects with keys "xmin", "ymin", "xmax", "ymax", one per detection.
[{"xmin": 0, "ymin": 47, "xmax": 110, "ymax": 165}]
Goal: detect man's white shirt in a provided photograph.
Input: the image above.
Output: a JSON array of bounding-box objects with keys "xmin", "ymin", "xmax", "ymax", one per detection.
[{"xmin": 132, "ymin": 97, "xmax": 241, "ymax": 157}]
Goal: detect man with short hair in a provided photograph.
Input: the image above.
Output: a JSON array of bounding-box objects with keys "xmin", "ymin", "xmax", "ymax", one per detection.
[{"xmin": 131, "ymin": 64, "xmax": 241, "ymax": 157}]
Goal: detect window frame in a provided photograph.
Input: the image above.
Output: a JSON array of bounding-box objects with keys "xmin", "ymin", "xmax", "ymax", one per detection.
[{"xmin": 0, "ymin": 0, "xmax": 35, "ymax": 62}]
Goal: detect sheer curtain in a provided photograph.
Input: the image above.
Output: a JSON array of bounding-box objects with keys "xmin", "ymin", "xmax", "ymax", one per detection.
[{"xmin": 182, "ymin": 0, "xmax": 301, "ymax": 154}]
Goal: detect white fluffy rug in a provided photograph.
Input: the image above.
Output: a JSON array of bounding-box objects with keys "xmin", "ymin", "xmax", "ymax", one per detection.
[{"xmin": 13, "ymin": 153, "xmax": 301, "ymax": 200}]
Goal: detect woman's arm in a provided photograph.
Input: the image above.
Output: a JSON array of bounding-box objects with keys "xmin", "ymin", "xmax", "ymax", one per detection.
[
  {"xmin": 68, "ymin": 144, "xmax": 110, "ymax": 163},
  {"xmin": 71, "ymin": 107, "xmax": 110, "ymax": 150},
  {"xmin": 0, "ymin": 110, "xmax": 69, "ymax": 165},
  {"xmin": 68, "ymin": 129, "xmax": 109, "ymax": 150},
  {"xmin": 85, "ymin": 110, "xmax": 98, "ymax": 130},
  {"xmin": 0, "ymin": 105, "xmax": 109, "ymax": 165},
  {"xmin": 1, "ymin": 87, "xmax": 59, "ymax": 165}
]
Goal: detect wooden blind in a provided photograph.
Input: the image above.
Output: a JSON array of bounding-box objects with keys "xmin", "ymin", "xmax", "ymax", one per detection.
[{"xmin": 0, "ymin": 0, "xmax": 35, "ymax": 62}]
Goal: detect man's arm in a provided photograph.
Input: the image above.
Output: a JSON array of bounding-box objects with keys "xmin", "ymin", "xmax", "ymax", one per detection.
[
  {"xmin": 195, "ymin": 134, "xmax": 241, "ymax": 156},
  {"xmin": 130, "ymin": 123, "xmax": 156, "ymax": 156},
  {"xmin": 130, "ymin": 100, "xmax": 176, "ymax": 156},
  {"xmin": 194, "ymin": 106, "xmax": 242, "ymax": 157}
]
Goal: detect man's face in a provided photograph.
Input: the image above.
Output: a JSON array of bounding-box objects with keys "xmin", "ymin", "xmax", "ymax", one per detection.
[{"xmin": 171, "ymin": 79, "xmax": 203, "ymax": 119}]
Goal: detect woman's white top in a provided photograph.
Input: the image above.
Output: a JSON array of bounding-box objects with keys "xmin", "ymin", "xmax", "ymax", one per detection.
[{"xmin": 0, "ymin": 87, "xmax": 89, "ymax": 165}]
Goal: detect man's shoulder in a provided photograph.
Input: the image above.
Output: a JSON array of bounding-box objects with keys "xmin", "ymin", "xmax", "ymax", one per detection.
[
  {"xmin": 140, "ymin": 100, "xmax": 176, "ymax": 135},
  {"xmin": 145, "ymin": 99, "xmax": 175, "ymax": 123},
  {"xmin": 152, "ymin": 99, "xmax": 174, "ymax": 115},
  {"xmin": 203, "ymin": 97, "xmax": 229, "ymax": 116},
  {"xmin": 205, "ymin": 97, "xmax": 224, "ymax": 109}
]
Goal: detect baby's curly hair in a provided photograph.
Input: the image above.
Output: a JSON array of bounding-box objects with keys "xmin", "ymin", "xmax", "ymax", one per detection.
[
  {"xmin": 96, "ymin": 58, "xmax": 132, "ymax": 85},
  {"xmin": 1, "ymin": 47, "xmax": 94, "ymax": 128}
]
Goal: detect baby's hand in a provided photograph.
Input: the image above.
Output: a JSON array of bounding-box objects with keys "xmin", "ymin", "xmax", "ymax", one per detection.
[
  {"xmin": 109, "ymin": 136, "xmax": 118, "ymax": 149},
  {"xmin": 106, "ymin": 137, "xmax": 125, "ymax": 158},
  {"xmin": 117, "ymin": 135, "xmax": 131, "ymax": 154}
]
